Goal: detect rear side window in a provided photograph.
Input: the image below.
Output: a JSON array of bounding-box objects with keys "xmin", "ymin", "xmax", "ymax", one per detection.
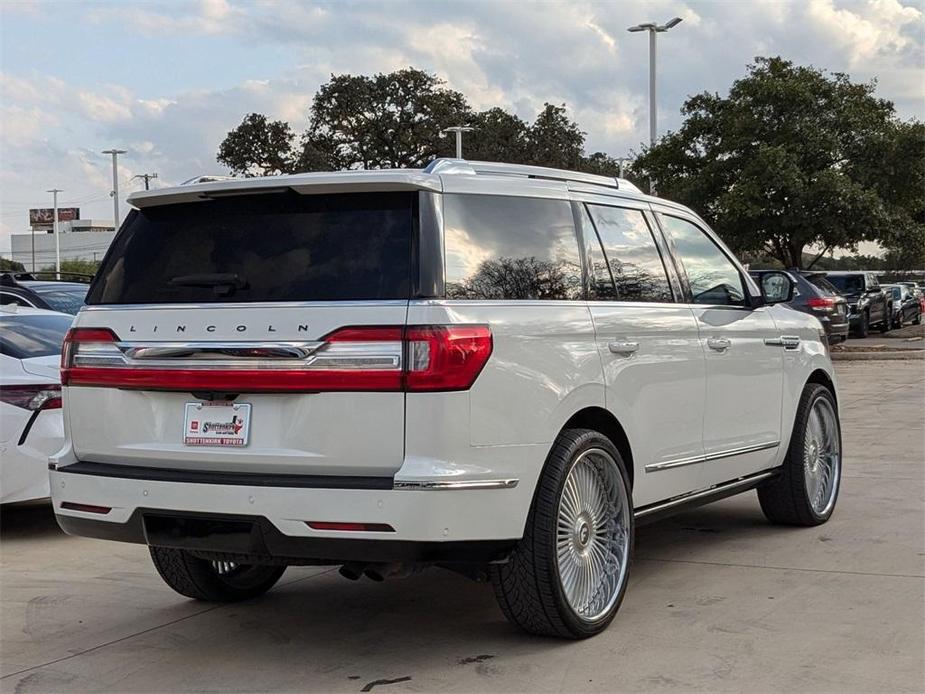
[
  {"xmin": 0, "ymin": 314, "xmax": 73, "ymax": 359},
  {"xmin": 87, "ymin": 191, "xmax": 415, "ymax": 304},
  {"xmin": 444, "ymin": 194, "xmax": 582, "ymax": 300},
  {"xmin": 659, "ymin": 215, "xmax": 746, "ymax": 307},
  {"xmin": 586, "ymin": 204, "xmax": 672, "ymax": 303}
]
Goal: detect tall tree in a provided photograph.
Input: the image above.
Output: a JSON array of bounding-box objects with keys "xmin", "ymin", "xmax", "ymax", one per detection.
[
  {"xmin": 218, "ymin": 113, "xmax": 296, "ymax": 177},
  {"xmin": 217, "ymin": 68, "xmax": 619, "ymax": 176},
  {"xmin": 630, "ymin": 57, "xmax": 912, "ymax": 268}
]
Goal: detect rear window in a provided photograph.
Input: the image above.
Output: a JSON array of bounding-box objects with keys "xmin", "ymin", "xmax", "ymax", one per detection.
[
  {"xmin": 0, "ymin": 314, "xmax": 73, "ymax": 359},
  {"xmin": 87, "ymin": 191, "xmax": 415, "ymax": 304},
  {"xmin": 804, "ymin": 275, "xmax": 839, "ymax": 296},
  {"xmin": 30, "ymin": 285, "xmax": 87, "ymax": 314},
  {"xmin": 826, "ymin": 275, "xmax": 864, "ymax": 294}
]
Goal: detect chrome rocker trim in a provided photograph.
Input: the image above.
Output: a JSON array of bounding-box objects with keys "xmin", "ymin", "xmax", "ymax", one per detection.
[
  {"xmin": 634, "ymin": 469, "xmax": 778, "ymax": 524},
  {"xmin": 393, "ymin": 479, "xmax": 519, "ymax": 491},
  {"xmin": 645, "ymin": 440, "xmax": 780, "ymax": 473}
]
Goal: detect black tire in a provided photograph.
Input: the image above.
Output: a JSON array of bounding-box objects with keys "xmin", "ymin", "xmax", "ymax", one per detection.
[
  {"xmin": 490, "ymin": 428, "xmax": 633, "ymax": 639},
  {"xmin": 149, "ymin": 547, "xmax": 286, "ymax": 602},
  {"xmin": 879, "ymin": 305, "xmax": 892, "ymax": 333},
  {"xmin": 855, "ymin": 310, "xmax": 869, "ymax": 338},
  {"xmin": 758, "ymin": 383, "xmax": 842, "ymax": 526}
]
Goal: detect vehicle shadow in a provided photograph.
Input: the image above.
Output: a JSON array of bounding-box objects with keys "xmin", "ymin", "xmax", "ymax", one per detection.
[{"xmin": 0, "ymin": 502, "xmax": 62, "ymax": 542}]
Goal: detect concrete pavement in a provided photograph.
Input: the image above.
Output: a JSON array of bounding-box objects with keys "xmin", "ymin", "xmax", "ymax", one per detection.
[{"xmin": 1, "ymin": 361, "xmax": 923, "ymax": 693}]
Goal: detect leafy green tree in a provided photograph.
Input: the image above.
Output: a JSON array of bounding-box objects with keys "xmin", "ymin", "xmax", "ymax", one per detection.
[
  {"xmin": 217, "ymin": 68, "xmax": 625, "ymax": 176},
  {"xmin": 0, "ymin": 257, "xmax": 26, "ymax": 272},
  {"xmin": 218, "ymin": 113, "xmax": 297, "ymax": 177},
  {"xmin": 39, "ymin": 258, "xmax": 100, "ymax": 276},
  {"xmin": 631, "ymin": 57, "xmax": 916, "ymax": 269}
]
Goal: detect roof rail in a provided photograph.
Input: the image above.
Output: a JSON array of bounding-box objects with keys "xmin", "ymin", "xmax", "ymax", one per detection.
[
  {"xmin": 423, "ymin": 158, "xmax": 642, "ymax": 193},
  {"xmin": 180, "ymin": 175, "xmax": 237, "ymax": 186}
]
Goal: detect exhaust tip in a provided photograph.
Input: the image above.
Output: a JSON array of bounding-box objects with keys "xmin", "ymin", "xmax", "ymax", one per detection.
[{"xmin": 339, "ymin": 564, "xmax": 365, "ymax": 581}]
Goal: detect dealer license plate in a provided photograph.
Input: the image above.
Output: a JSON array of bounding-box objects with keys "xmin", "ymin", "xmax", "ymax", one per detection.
[{"xmin": 183, "ymin": 402, "xmax": 251, "ymax": 447}]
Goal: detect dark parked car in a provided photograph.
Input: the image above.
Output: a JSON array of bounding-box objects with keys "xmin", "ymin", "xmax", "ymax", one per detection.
[
  {"xmin": 750, "ymin": 270, "xmax": 849, "ymax": 344},
  {"xmin": 0, "ymin": 272, "xmax": 90, "ymax": 315},
  {"xmin": 882, "ymin": 284, "xmax": 922, "ymax": 328},
  {"xmin": 824, "ymin": 271, "xmax": 891, "ymax": 337}
]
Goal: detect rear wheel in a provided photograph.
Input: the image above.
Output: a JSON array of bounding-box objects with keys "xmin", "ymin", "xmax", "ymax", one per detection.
[
  {"xmin": 149, "ymin": 547, "xmax": 286, "ymax": 602},
  {"xmin": 879, "ymin": 306, "xmax": 892, "ymax": 333},
  {"xmin": 855, "ymin": 310, "xmax": 869, "ymax": 338},
  {"xmin": 758, "ymin": 383, "xmax": 841, "ymax": 526},
  {"xmin": 491, "ymin": 429, "xmax": 633, "ymax": 639}
]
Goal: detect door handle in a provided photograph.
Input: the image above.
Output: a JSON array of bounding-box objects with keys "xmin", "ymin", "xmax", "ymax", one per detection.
[
  {"xmin": 707, "ymin": 337, "xmax": 731, "ymax": 352},
  {"xmin": 608, "ymin": 340, "xmax": 639, "ymax": 355}
]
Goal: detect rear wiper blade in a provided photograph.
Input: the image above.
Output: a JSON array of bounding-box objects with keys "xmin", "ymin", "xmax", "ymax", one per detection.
[{"xmin": 168, "ymin": 273, "xmax": 247, "ymax": 297}]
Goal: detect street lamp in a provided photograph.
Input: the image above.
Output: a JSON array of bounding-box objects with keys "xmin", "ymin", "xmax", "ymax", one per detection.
[
  {"xmin": 627, "ymin": 17, "xmax": 683, "ymax": 147},
  {"xmin": 440, "ymin": 126, "xmax": 474, "ymax": 159}
]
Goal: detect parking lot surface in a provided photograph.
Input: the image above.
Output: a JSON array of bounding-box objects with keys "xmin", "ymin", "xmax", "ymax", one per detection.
[{"xmin": 1, "ymin": 361, "xmax": 923, "ymax": 693}]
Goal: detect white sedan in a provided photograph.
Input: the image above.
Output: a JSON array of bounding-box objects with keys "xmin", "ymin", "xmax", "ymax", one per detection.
[{"xmin": 1, "ymin": 306, "xmax": 72, "ymax": 504}]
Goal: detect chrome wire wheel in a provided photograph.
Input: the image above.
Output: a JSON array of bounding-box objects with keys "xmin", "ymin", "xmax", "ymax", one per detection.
[
  {"xmin": 555, "ymin": 447, "xmax": 630, "ymax": 623},
  {"xmin": 803, "ymin": 397, "xmax": 841, "ymax": 516},
  {"xmin": 212, "ymin": 560, "xmax": 240, "ymax": 576}
]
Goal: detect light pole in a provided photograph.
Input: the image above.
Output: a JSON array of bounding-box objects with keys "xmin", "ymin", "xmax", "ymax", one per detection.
[
  {"xmin": 627, "ymin": 17, "xmax": 682, "ymax": 148},
  {"xmin": 102, "ymin": 149, "xmax": 127, "ymax": 226},
  {"xmin": 441, "ymin": 126, "xmax": 474, "ymax": 159},
  {"xmin": 617, "ymin": 157, "xmax": 631, "ymax": 179},
  {"xmin": 47, "ymin": 188, "xmax": 63, "ymax": 275}
]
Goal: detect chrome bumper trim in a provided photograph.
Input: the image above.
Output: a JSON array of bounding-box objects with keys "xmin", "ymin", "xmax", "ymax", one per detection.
[{"xmin": 645, "ymin": 440, "xmax": 780, "ymax": 473}]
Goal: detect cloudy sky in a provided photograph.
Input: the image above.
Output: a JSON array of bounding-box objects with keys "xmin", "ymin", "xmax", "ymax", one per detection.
[{"xmin": 1, "ymin": 0, "xmax": 923, "ymax": 254}]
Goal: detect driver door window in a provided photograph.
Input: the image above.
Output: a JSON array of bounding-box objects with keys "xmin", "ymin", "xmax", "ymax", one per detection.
[{"xmin": 658, "ymin": 215, "xmax": 746, "ymax": 306}]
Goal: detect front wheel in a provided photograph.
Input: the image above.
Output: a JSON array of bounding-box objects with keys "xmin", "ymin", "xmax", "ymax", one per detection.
[
  {"xmin": 150, "ymin": 547, "xmax": 286, "ymax": 602},
  {"xmin": 855, "ymin": 310, "xmax": 869, "ymax": 338},
  {"xmin": 758, "ymin": 383, "xmax": 842, "ymax": 526},
  {"xmin": 491, "ymin": 429, "xmax": 633, "ymax": 638}
]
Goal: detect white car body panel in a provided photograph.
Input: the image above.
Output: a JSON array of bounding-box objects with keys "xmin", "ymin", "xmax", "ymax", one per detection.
[
  {"xmin": 1, "ymin": 336, "xmax": 65, "ymax": 505},
  {"xmin": 50, "ymin": 165, "xmax": 838, "ymax": 552}
]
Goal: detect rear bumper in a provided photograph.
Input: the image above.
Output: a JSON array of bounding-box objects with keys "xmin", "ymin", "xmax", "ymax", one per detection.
[
  {"xmin": 55, "ymin": 509, "xmax": 515, "ymax": 564},
  {"xmin": 49, "ymin": 462, "xmax": 532, "ymax": 561}
]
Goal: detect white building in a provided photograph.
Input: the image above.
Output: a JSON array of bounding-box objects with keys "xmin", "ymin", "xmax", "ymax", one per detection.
[{"xmin": 11, "ymin": 219, "xmax": 116, "ymax": 270}]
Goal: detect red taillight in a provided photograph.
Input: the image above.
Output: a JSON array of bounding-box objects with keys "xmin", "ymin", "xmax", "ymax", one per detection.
[
  {"xmin": 61, "ymin": 327, "xmax": 120, "ymax": 385},
  {"xmin": 806, "ymin": 297, "xmax": 837, "ymax": 312},
  {"xmin": 404, "ymin": 325, "xmax": 493, "ymax": 392},
  {"xmin": 60, "ymin": 502, "xmax": 111, "ymax": 514},
  {"xmin": 0, "ymin": 384, "xmax": 62, "ymax": 410},
  {"xmin": 59, "ymin": 324, "xmax": 492, "ymax": 393},
  {"xmin": 306, "ymin": 521, "xmax": 395, "ymax": 532}
]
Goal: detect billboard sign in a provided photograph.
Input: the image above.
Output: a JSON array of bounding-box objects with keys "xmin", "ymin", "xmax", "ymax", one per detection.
[{"xmin": 29, "ymin": 208, "xmax": 80, "ymax": 225}]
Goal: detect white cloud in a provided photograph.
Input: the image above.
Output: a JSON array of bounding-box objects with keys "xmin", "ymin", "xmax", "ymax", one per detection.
[{"xmin": 1, "ymin": 0, "xmax": 922, "ymax": 256}]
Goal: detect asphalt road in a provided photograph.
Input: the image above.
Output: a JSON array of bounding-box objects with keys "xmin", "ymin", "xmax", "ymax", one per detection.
[{"xmin": 1, "ymin": 361, "xmax": 923, "ymax": 693}]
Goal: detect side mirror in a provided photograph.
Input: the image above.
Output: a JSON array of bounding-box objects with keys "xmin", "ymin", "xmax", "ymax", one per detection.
[{"xmin": 760, "ymin": 271, "xmax": 794, "ymax": 305}]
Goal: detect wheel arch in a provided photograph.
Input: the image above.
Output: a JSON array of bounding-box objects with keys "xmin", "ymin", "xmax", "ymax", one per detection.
[
  {"xmin": 560, "ymin": 407, "xmax": 634, "ymax": 489},
  {"xmin": 806, "ymin": 368, "xmax": 838, "ymax": 410}
]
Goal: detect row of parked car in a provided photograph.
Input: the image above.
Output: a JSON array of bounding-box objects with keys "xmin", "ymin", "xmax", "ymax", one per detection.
[
  {"xmin": 749, "ymin": 270, "xmax": 924, "ymax": 343},
  {"xmin": 0, "ymin": 267, "xmax": 922, "ymax": 508}
]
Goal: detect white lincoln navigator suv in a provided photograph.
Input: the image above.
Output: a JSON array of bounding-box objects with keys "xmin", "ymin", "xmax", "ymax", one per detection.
[{"xmin": 52, "ymin": 159, "xmax": 842, "ymax": 638}]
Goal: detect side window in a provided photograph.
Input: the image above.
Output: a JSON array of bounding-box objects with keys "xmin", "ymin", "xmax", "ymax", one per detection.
[
  {"xmin": 868, "ymin": 274, "xmax": 879, "ymax": 290},
  {"xmin": 586, "ymin": 204, "xmax": 673, "ymax": 303},
  {"xmin": 581, "ymin": 206, "xmax": 617, "ymax": 300},
  {"xmin": 658, "ymin": 214, "xmax": 746, "ymax": 306},
  {"xmin": 0, "ymin": 292, "xmax": 31, "ymax": 307},
  {"xmin": 444, "ymin": 194, "xmax": 582, "ymax": 300}
]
